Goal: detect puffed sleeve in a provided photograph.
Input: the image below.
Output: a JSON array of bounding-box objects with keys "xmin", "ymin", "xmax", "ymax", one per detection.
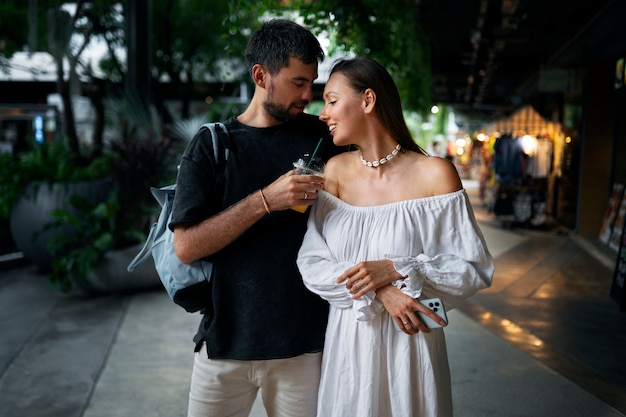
[
  {"xmin": 297, "ymin": 197, "xmax": 385, "ymax": 319},
  {"xmin": 388, "ymin": 191, "xmax": 494, "ymax": 310}
]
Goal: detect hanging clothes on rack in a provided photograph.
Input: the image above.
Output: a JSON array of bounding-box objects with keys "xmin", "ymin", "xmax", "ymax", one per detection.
[
  {"xmin": 493, "ymin": 134, "xmax": 525, "ymax": 178},
  {"xmin": 492, "ymin": 134, "xmax": 525, "ymax": 221},
  {"xmin": 525, "ymin": 136, "xmax": 553, "ymax": 179}
]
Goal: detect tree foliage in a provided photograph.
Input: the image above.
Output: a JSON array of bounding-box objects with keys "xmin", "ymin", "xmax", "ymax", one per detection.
[
  {"xmin": 2, "ymin": 0, "xmax": 433, "ymax": 120},
  {"xmin": 233, "ymin": 0, "xmax": 433, "ymax": 114},
  {"xmin": 302, "ymin": 0, "xmax": 432, "ymax": 114},
  {"xmin": 0, "ymin": 0, "xmax": 30, "ymax": 61},
  {"xmin": 0, "ymin": 1, "xmax": 123, "ymax": 154},
  {"xmin": 153, "ymin": 0, "xmax": 238, "ymax": 83},
  {"xmin": 149, "ymin": 0, "xmax": 255, "ymax": 119}
]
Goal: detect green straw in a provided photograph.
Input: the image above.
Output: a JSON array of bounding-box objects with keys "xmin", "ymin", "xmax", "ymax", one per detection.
[{"xmin": 306, "ymin": 137, "xmax": 324, "ymax": 168}]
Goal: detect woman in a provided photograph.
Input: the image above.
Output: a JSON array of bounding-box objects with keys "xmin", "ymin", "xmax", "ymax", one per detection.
[{"xmin": 297, "ymin": 57, "xmax": 494, "ymax": 417}]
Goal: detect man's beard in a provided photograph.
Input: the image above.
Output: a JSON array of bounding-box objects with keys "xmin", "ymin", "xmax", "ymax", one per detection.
[
  {"xmin": 263, "ymin": 81, "xmax": 307, "ymax": 122},
  {"xmin": 263, "ymin": 100, "xmax": 294, "ymax": 122}
]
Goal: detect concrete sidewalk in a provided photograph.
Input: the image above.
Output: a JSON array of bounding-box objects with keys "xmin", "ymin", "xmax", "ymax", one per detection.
[
  {"xmin": 1, "ymin": 181, "xmax": 625, "ymax": 417},
  {"xmin": 86, "ymin": 290, "xmax": 626, "ymax": 417}
]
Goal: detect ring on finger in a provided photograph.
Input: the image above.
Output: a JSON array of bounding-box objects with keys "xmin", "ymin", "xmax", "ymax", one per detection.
[
  {"xmin": 402, "ymin": 321, "xmax": 409, "ymax": 325},
  {"xmin": 304, "ymin": 192, "xmax": 308, "ymax": 200}
]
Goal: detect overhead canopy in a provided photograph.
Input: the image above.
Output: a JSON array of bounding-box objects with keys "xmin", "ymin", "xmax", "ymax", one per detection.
[
  {"xmin": 483, "ymin": 105, "xmax": 562, "ymax": 138},
  {"xmin": 417, "ymin": 0, "xmax": 622, "ymax": 121}
]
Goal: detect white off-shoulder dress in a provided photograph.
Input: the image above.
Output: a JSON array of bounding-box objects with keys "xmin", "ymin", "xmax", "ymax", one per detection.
[{"xmin": 297, "ymin": 189, "xmax": 494, "ymax": 417}]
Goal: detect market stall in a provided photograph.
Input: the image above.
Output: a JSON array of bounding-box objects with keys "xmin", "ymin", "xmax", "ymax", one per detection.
[{"xmin": 481, "ymin": 105, "xmax": 564, "ymax": 227}]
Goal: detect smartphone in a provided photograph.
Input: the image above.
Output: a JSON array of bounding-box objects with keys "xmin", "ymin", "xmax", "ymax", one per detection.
[
  {"xmin": 393, "ymin": 298, "xmax": 448, "ymax": 331},
  {"xmin": 417, "ymin": 298, "xmax": 448, "ymax": 328}
]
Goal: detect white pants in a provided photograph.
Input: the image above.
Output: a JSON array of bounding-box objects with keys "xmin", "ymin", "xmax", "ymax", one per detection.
[{"xmin": 187, "ymin": 344, "xmax": 322, "ymax": 417}]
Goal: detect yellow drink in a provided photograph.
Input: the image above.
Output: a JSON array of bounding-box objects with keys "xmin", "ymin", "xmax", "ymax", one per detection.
[{"xmin": 291, "ymin": 156, "xmax": 324, "ymax": 213}]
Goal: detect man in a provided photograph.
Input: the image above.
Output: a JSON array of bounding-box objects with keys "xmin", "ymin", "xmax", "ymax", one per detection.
[{"xmin": 170, "ymin": 19, "xmax": 339, "ymax": 417}]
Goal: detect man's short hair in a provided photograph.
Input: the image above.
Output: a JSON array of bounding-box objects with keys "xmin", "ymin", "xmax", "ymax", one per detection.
[{"xmin": 245, "ymin": 19, "xmax": 324, "ymax": 75}]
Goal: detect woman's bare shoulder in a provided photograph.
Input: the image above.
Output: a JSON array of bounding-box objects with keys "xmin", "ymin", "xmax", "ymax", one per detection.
[
  {"xmin": 325, "ymin": 152, "xmax": 356, "ymax": 175},
  {"xmin": 324, "ymin": 152, "xmax": 356, "ymax": 196},
  {"xmin": 327, "ymin": 151, "xmax": 355, "ymax": 165},
  {"xmin": 417, "ymin": 155, "xmax": 463, "ymax": 195}
]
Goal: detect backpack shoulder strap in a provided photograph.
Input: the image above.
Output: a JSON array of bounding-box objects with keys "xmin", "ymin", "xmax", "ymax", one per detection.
[
  {"xmin": 201, "ymin": 121, "xmax": 230, "ymax": 200},
  {"xmin": 201, "ymin": 122, "xmax": 230, "ymax": 165}
]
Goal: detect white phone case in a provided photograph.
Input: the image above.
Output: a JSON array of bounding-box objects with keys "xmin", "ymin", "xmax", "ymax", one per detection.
[{"xmin": 417, "ymin": 298, "xmax": 448, "ymax": 328}]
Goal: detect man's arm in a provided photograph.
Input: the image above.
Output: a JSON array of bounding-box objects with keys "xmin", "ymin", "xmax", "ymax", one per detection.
[{"xmin": 173, "ymin": 171, "xmax": 324, "ymax": 264}]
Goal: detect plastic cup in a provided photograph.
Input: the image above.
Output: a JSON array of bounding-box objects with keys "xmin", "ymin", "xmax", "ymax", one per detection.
[{"xmin": 291, "ymin": 154, "xmax": 325, "ymax": 213}]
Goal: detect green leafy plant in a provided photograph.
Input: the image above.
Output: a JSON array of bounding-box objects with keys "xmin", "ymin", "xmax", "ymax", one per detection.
[
  {"xmin": 44, "ymin": 190, "xmax": 144, "ymax": 292},
  {"xmin": 0, "ymin": 140, "xmax": 112, "ymax": 219}
]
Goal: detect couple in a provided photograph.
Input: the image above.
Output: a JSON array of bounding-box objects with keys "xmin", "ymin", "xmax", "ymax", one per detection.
[{"xmin": 171, "ymin": 19, "xmax": 494, "ymax": 417}]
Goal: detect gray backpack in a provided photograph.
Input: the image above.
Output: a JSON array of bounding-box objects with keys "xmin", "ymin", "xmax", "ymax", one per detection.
[{"xmin": 127, "ymin": 122, "xmax": 229, "ymax": 312}]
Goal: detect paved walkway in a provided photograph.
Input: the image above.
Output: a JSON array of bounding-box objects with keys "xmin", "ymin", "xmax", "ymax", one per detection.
[{"xmin": 1, "ymin": 181, "xmax": 625, "ymax": 417}]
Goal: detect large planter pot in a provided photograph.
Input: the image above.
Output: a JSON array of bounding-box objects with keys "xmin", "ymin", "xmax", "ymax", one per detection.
[
  {"xmin": 71, "ymin": 243, "xmax": 161, "ymax": 294},
  {"xmin": 9, "ymin": 178, "xmax": 114, "ymax": 272}
]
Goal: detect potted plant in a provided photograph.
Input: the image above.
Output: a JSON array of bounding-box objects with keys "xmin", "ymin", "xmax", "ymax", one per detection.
[
  {"xmin": 0, "ymin": 125, "xmax": 182, "ymax": 293},
  {"xmin": 0, "ymin": 140, "xmax": 114, "ymax": 271},
  {"xmin": 37, "ymin": 108, "xmax": 186, "ymax": 293},
  {"xmin": 43, "ymin": 188, "xmax": 157, "ymax": 293}
]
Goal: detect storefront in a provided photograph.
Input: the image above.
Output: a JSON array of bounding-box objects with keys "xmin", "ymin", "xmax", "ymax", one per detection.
[{"xmin": 0, "ymin": 104, "xmax": 59, "ymax": 155}]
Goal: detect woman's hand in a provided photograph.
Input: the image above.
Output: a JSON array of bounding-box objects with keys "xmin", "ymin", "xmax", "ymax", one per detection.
[
  {"xmin": 376, "ymin": 286, "xmax": 433, "ymax": 334},
  {"xmin": 338, "ymin": 260, "xmax": 403, "ymax": 299}
]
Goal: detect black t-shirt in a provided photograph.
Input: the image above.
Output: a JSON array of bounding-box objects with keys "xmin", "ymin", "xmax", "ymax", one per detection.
[{"xmin": 170, "ymin": 114, "xmax": 340, "ymax": 360}]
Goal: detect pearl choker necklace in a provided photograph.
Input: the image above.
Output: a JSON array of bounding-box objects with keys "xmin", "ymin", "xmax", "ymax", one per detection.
[{"xmin": 359, "ymin": 144, "xmax": 401, "ymax": 167}]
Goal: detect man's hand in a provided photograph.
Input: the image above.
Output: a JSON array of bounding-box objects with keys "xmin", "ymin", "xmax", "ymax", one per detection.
[{"xmin": 262, "ymin": 170, "xmax": 325, "ymax": 212}]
